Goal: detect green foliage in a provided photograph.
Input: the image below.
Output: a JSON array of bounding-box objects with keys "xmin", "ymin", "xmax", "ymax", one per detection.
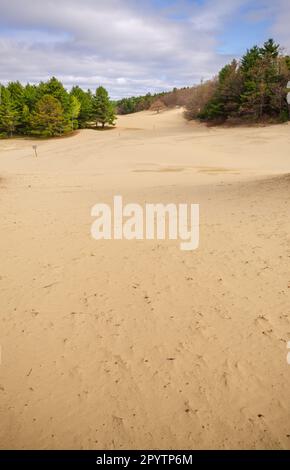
[
  {"xmin": 199, "ymin": 100, "xmax": 224, "ymax": 121},
  {"xmin": 92, "ymin": 86, "xmax": 116, "ymax": 128},
  {"xmin": 194, "ymin": 39, "xmax": 290, "ymax": 124},
  {"xmin": 23, "ymin": 84, "xmax": 38, "ymax": 110},
  {"xmin": 0, "ymin": 79, "xmax": 115, "ymax": 138},
  {"xmin": 0, "ymin": 86, "xmax": 19, "ymax": 136},
  {"xmin": 262, "ymin": 38, "xmax": 279, "ymax": 58},
  {"xmin": 70, "ymin": 86, "xmax": 93, "ymax": 128},
  {"xmin": 7, "ymin": 81, "xmax": 24, "ymax": 113},
  {"xmin": 117, "ymin": 93, "xmax": 155, "ymax": 114},
  {"xmin": 37, "ymin": 77, "xmax": 70, "ymax": 113},
  {"xmin": 21, "ymin": 104, "xmax": 31, "ymax": 134},
  {"xmin": 30, "ymin": 95, "xmax": 66, "ymax": 137},
  {"xmin": 116, "ymin": 87, "xmax": 201, "ymax": 115},
  {"xmin": 69, "ymin": 95, "xmax": 81, "ymax": 130}
]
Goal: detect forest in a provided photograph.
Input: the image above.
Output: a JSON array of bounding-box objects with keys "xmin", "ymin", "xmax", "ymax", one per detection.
[
  {"xmin": 185, "ymin": 39, "xmax": 290, "ymax": 124},
  {"xmin": 0, "ymin": 78, "xmax": 116, "ymax": 138}
]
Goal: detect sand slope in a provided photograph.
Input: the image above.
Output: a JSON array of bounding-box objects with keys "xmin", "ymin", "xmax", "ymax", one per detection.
[{"xmin": 0, "ymin": 109, "xmax": 289, "ymax": 449}]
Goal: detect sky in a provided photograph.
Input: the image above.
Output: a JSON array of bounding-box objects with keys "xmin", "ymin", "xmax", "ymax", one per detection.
[{"xmin": 0, "ymin": 0, "xmax": 290, "ymax": 99}]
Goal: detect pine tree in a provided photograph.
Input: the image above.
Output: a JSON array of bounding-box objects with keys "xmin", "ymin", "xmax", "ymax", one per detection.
[
  {"xmin": 69, "ymin": 95, "xmax": 81, "ymax": 130},
  {"xmin": 240, "ymin": 39, "xmax": 282, "ymax": 120},
  {"xmin": 92, "ymin": 86, "xmax": 116, "ymax": 128},
  {"xmin": 197, "ymin": 38, "xmax": 290, "ymax": 124},
  {"xmin": 0, "ymin": 86, "xmax": 19, "ymax": 137},
  {"xmin": 7, "ymin": 81, "xmax": 24, "ymax": 113},
  {"xmin": 23, "ymin": 84, "xmax": 38, "ymax": 111},
  {"xmin": 262, "ymin": 38, "xmax": 279, "ymax": 58},
  {"xmin": 38, "ymin": 77, "xmax": 70, "ymax": 111},
  {"xmin": 239, "ymin": 46, "xmax": 264, "ymax": 119},
  {"xmin": 37, "ymin": 77, "xmax": 72, "ymax": 129},
  {"xmin": 199, "ymin": 61, "xmax": 241, "ymax": 121},
  {"xmin": 30, "ymin": 95, "xmax": 66, "ymax": 137},
  {"xmin": 70, "ymin": 86, "xmax": 93, "ymax": 128},
  {"xmin": 21, "ymin": 104, "xmax": 31, "ymax": 134}
]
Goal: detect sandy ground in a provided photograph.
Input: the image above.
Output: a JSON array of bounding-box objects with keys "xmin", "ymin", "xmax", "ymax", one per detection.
[{"xmin": 0, "ymin": 108, "xmax": 289, "ymax": 450}]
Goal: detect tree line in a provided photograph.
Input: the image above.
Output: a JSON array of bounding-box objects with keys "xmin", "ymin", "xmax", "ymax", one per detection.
[
  {"xmin": 116, "ymin": 92, "xmax": 165, "ymax": 114},
  {"xmin": 116, "ymin": 87, "xmax": 194, "ymax": 115},
  {"xmin": 0, "ymin": 77, "xmax": 116, "ymax": 138},
  {"xmin": 186, "ymin": 39, "xmax": 290, "ymax": 124}
]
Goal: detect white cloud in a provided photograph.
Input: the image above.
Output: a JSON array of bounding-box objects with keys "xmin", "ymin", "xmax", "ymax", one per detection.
[{"xmin": 0, "ymin": 0, "xmax": 289, "ymax": 98}]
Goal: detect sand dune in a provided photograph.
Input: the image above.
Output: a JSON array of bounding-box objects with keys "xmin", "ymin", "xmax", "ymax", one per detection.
[{"xmin": 0, "ymin": 108, "xmax": 289, "ymax": 449}]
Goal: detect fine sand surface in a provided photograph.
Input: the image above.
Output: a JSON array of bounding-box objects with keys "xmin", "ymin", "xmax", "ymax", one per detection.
[{"xmin": 0, "ymin": 108, "xmax": 289, "ymax": 449}]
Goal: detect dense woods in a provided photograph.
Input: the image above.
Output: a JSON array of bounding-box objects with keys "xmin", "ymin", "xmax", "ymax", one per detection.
[
  {"xmin": 0, "ymin": 78, "xmax": 116, "ymax": 138},
  {"xmin": 186, "ymin": 39, "xmax": 290, "ymax": 124}
]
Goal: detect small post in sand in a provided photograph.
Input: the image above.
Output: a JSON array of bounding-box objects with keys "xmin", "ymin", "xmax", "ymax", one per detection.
[{"xmin": 32, "ymin": 145, "xmax": 38, "ymax": 158}]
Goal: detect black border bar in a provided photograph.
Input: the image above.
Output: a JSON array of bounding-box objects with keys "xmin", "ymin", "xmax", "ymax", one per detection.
[{"xmin": 0, "ymin": 450, "xmax": 289, "ymax": 467}]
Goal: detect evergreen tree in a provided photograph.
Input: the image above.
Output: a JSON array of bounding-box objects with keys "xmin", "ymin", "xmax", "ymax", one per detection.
[
  {"xmin": 69, "ymin": 95, "xmax": 81, "ymax": 130},
  {"xmin": 30, "ymin": 95, "xmax": 66, "ymax": 137},
  {"xmin": 7, "ymin": 81, "xmax": 24, "ymax": 113},
  {"xmin": 200, "ymin": 60, "xmax": 242, "ymax": 121},
  {"xmin": 92, "ymin": 86, "xmax": 116, "ymax": 128},
  {"xmin": 240, "ymin": 40, "xmax": 282, "ymax": 119},
  {"xmin": 38, "ymin": 77, "xmax": 70, "ymax": 111},
  {"xmin": 37, "ymin": 77, "xmax": 72, "ymax": 129},
  {"xmin": 23, "ymin": 84, "xmax": 38, "ymax": 111},
  {"xmin": 118, "ymin": 97, "xmax": 136, "ymax": 114},
  {"xmin": 21, "ymin": 104, "xmax": 32, "ymax": 135},
  {"xmin": 0, "ymin": 86, "xmax": 19, "ymax": 137},
  {"xmin": 70, "ymin": 86, "xmax": 93, "ymax": 128},
  {"xmin": 195, "ymin": 38, "xmax": 290, "ymax": 124},
  {"xmin": 262, "ymin": 38, "xmax": 279, "ymax": 58}
]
